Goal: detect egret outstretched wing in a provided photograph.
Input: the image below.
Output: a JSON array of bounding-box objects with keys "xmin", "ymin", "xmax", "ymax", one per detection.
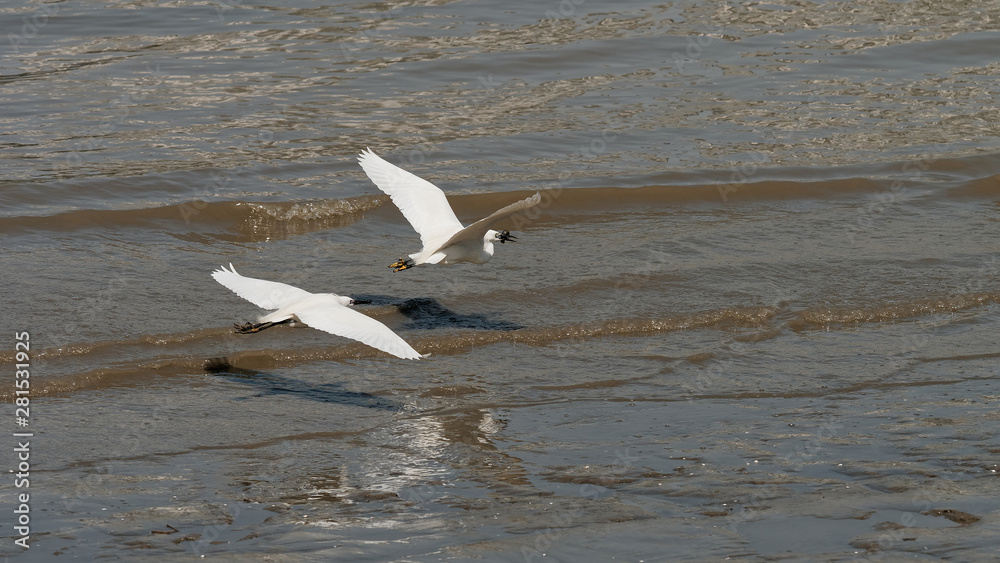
[
  {"xmin": 295, "ymin": 301, "xmax": 423, "ymax": 360},
  {"xmin": 357, "ymin": 148, "xmax": 465, "ymax": 252},
  {"xmin": 212, "ymin": 263, "xmax": 311, "ymax": 310},
  {"xmin": 435, "ymin": 192, "xmax": 541, "ymax": 251}
]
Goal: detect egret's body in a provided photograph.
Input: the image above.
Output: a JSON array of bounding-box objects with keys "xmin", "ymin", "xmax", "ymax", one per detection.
[
  {"xmin": 357, "ymin": 148, "xmax": 541, "ymax": 271},
  {"xmin": 212, "ymin": 264, "xmax": 422, "ymax": 360}
]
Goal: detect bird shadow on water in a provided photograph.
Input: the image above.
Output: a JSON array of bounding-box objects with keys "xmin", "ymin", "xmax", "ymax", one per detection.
[
  {"xmin": 203, "ymin": 358, "xmax": 399, "ymax": 410},
  {"xmin": 353, "ymin": 295, "xmax": 524, "ymax": 331}
]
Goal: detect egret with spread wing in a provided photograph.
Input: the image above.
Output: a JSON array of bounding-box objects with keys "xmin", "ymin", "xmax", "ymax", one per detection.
[
  {"xmin": 358, "ymin": 148, "xmax": 541, "ymax": 272},
  {"xmin": 212, "ymin": 264, "xmax": 423, "ymax": 360}
]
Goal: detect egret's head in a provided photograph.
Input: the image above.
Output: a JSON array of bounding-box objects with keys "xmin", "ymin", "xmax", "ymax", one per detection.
[
  {"xmin": 339, "ymin": 296, "xmax": 356, "ymax": 307},
  {"xmin": 487, "ymin": 229, "xmax": 517, "ymax": 244}
]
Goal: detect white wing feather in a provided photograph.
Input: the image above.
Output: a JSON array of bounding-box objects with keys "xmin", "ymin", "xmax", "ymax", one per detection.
[
  {"xmin": 357, "ymin": 148, "xmax": 465, "ymax": 252},
  {"xmin": 294, "ymin": 301, "xmax": 423, "ymax": 360},
  {"xmin": 436, "ymin": 192, "xmax": 541, "ymax": 250},
  {"xmin": 212, "ymin": 264, "xmax": 311, "ymax": 310},
  {"xmin": 211, "ymin": 264, "xmax": 422, "ymax": 360}
]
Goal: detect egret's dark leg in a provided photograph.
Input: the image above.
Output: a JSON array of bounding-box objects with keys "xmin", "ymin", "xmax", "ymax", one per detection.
[{"xmin": 233, "ymin": 319, "xmax": 292, "ymax": 334}]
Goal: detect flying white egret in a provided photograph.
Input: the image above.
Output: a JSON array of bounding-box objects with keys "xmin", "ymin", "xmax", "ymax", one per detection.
[
  {"xmin": 357, "ymin": 148, "xmax": 542, "ymax": 272},
  {"xmin": 211, "ymin": 264, "xmax": 423, "ymax": 360}
]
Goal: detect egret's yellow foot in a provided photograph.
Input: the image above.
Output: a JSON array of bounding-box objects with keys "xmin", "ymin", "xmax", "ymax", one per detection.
[{"xmin": 390, "ymin": 258, "xmax": 415, "ymax": 272}]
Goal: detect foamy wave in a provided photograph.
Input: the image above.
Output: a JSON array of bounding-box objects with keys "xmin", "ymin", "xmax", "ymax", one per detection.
[
  {"xmin": 240, "ymin": 195, "xmax": 387, "ymax": 222},
  {"xmin": 236, "ymin": 195, "xmax": 388, "ymax": 237},
  {"xmin": 790, "ymin": 292, "xmax": 1000, "ymax": 329}
]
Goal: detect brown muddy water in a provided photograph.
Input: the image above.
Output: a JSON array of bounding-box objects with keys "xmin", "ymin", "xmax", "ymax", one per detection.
[{"xmin": 2, "ymin": 0, "xmax": 1000, "ymax": 561}]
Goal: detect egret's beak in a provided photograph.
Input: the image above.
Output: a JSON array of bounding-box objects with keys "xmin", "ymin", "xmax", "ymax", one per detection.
[
  {"xmin": 353, "ymin": 299, "xmax": 372, "ymax": 305},
  {"xmin": 498, "ymin": 230, "xmax": 517, "ymax": 244}
]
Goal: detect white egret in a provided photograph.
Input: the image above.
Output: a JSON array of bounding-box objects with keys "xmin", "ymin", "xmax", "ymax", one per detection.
[
  {"xmin": 357, "ymin": 148, "xmax": 541, "ymax": 272},
  {"xmin": 211, "ymin": 264, "xmax": 423, "ymax": 360}
]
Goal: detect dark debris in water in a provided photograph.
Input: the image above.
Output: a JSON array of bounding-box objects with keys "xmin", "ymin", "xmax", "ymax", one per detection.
[{"xmin": 922, "ymin": 509, "xmax": 981, "ymax": 525}]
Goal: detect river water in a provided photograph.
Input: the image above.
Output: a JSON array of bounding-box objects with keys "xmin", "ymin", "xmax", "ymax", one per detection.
[{"xmin": 2, "ymin": 0, "xmax": 999, "ymax": 560}]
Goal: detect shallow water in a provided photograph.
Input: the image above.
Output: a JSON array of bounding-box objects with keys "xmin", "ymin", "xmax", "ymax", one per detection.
[{"xmin": 2, "ymin": 0, "xmax": 999, "ymax": 560}]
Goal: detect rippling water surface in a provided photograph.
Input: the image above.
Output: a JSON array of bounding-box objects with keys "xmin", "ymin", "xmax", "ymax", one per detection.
[{"xmin": 2, "ymin": 0, "xmax": 999, "ymax": 560}]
